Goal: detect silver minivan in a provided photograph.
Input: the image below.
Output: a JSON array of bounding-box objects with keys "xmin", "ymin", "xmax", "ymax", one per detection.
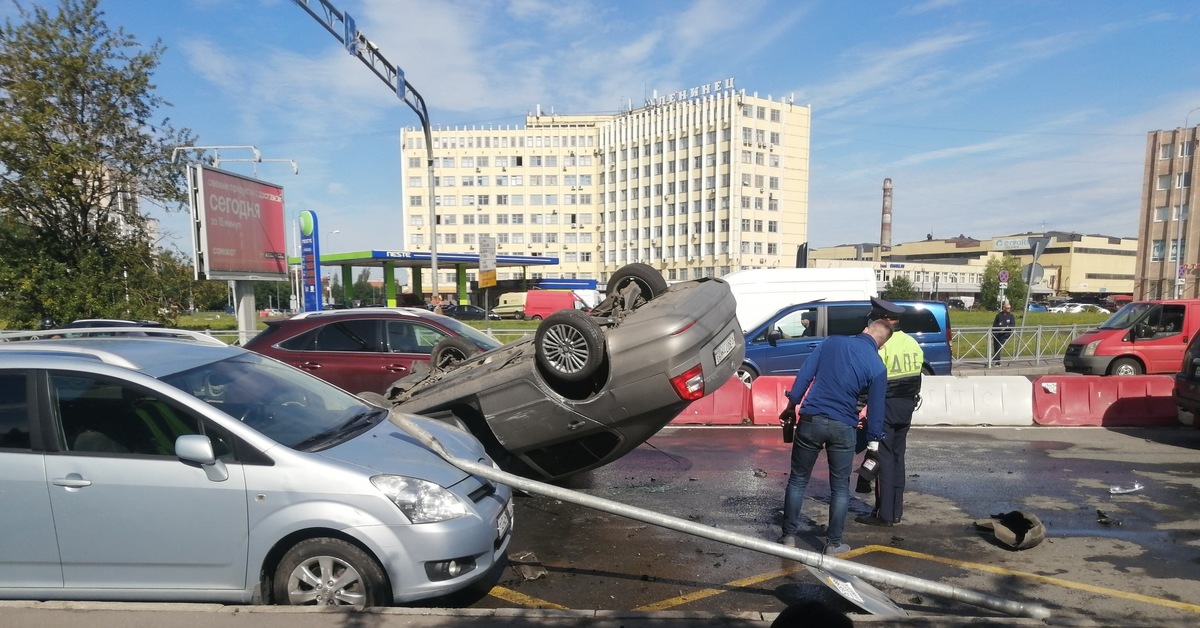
[{"xmin": 0, "ymin": 334, "xmax": 512, "ymax": 606}]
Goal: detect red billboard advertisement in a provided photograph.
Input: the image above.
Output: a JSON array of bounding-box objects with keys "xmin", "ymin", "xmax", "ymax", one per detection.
[{"xmin": 189, "ymin": 165, "xmax": 288, "ymax": 280}]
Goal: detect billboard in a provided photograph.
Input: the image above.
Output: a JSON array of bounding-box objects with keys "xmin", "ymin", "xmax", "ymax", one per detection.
[{"xmin": 189, "ymin": 165, "xmax": 288, "ymax": 281}]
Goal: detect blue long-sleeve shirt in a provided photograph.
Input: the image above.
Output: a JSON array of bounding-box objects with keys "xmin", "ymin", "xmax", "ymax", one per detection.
[{"xmin": 785, "ymin": 333, "xmax": 888, "ymax": 441}]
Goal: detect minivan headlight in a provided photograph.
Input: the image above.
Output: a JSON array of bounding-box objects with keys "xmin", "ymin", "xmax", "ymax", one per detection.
[
  {"xmin": 1082, "ymin": 340, "xmax": 1101, "ymax": 356},
  {"xmin": 371, "ymin": 475, "xmax": 468, "ymax": 523}
]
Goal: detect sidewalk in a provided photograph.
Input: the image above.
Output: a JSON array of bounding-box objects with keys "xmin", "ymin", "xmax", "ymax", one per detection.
[{"xmin": 952, "ymin": 358, "xmax": 1065, "ymax": 378}]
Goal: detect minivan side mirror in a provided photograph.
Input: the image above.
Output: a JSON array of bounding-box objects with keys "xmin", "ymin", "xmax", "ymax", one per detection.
[
  {"xmin": 767, "ymin": 327, "xmax": 782, "ymax": 346},
  {"xmin": 176, "ymin": 434, "xmax": 229, "ymax": 482}
]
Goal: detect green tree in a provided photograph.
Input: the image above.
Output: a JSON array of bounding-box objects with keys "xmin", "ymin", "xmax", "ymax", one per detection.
[
  {"xmin": 881, "ymin": 275, "xmax": 919, "ymax": 300},
  {"xmin": 0, "ymin": 0, "xmax": 196, "ymax": 328},
  {"xmin": 979, "ymin": 255, "xmax": 1028, "ymax": 311}
]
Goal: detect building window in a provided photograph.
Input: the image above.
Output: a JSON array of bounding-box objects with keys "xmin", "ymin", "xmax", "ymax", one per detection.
[
  {"xmin": 1178, "ymin": 173, "xmax": 1192, "ymax": 188},
  {"xmin": 1183, "ymin": 141, "xmax": 1196, "ymax": 158},
  {"xmin": 409, "ymin": 195, "xmax": 422, "ymax": 207},
  {"xmin": 1157, "ymin": 175, "xmax": 1170, "ymax": 191}
]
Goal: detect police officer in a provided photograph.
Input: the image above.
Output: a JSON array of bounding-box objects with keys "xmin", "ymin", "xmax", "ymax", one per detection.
[{"xmin": 856, "ymin": 297, "xmax": 923, "ymax": 527}]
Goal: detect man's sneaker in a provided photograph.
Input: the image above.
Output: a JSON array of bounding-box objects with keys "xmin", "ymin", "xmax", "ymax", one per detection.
[
  {"xmin": 823, "ymin": 542, "xmax": 851, "ymax": 556},
  {"xmin": 777, "ymin": 534, "xmax": 798, "ymax": 547}
]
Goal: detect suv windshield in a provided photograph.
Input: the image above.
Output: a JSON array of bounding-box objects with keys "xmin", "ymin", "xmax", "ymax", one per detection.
[
  {"xmin": 1097, "ymin": 303, "xmax": 1153, "ymax": 330},
  {"xmin": 161, "ymin": 352, "xmax": 386, "ymax": 450}
]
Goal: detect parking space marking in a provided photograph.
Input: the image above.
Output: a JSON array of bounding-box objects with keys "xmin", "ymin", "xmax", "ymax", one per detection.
[
  {"xmin": 862, "ymin": 545, "xmax": 1200, "ymax": 615},
  {"xmin": 489, "ymin": 544, "xmax": 1198, "ymax": 615},
  {"xmin": 488, "ymin": 586, "xmax": 568, "ymax": 610},
  {"xmin": 633, "ymin": 564, "xmax": 805, "ymax": 611}
]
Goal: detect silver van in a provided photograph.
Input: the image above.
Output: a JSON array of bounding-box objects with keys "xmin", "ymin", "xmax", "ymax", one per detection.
[{"xmin": 0, "ymin": 333, "xmax": 512, "ymax": 607}]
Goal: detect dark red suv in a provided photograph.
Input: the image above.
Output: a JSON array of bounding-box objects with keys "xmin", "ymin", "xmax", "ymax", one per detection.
[{"xmin": 244, "ymin": 308, "xmax": 503, "ymax": 395}]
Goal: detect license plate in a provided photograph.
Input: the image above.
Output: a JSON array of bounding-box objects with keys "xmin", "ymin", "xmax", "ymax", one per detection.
[
  {"xmin": 714, "ymin": 330, "xmax": 737, "ymax": 365},
  {"xmin": 496, "ymin": 502, "xmax": 513, "ymax": 539}
]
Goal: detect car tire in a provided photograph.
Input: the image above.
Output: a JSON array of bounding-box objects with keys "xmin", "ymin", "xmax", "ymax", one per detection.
[
  {"xmin": 431, "ymin": 337, "xmax": 479, "ymax": 370},
  {"xmin": 273, "ymin": 538, "xmax": 391, "ymax": 607},
  {"xmin": 535, "ymin": 309, "xmax": 606, "ymax": 382},
  {"xmin": 1109, "ymin": 357, "xmax": 1143, "ymax": 376},
  {"xmin": 735, "ymin": 364, "xmax": 757, "ymax": 386},
  {"xmin": 516, "ymin": 311, "xmax": 525, "ymax": 321},
  {"xmin": 607, "ymin": 262, "xmax": 669, "ymax": 305}
]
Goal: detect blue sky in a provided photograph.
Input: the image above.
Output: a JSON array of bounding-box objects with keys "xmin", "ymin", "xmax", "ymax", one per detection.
[{"xmin": 7, "ymin": 0, "xmax": 1200, "ymax": 254}]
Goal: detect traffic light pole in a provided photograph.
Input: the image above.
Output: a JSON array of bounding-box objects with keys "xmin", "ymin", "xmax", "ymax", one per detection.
[{"xmin": 290, "ymin": 0, "xmax": 441, "ymax": 303}]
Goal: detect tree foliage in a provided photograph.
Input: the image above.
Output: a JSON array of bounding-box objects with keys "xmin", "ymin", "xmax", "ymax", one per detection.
[
  {"xmin": 0, "ymin": 0, "xmax": 197, "ymax": 328},
  {"xmin": 979, "ymin": 255, "xmax": 1028, "ymax": 311},
  {"xmin": 881, "ymin": 275, "xmax": 918, "ymax": 300}
]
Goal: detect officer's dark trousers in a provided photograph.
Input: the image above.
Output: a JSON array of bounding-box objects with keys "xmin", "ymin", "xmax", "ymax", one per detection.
[{"xmin": 873, "ymin": 396, "xmax": 917, "ymax": 523}]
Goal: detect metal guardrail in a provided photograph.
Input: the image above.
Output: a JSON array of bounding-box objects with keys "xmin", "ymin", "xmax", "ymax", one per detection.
[
  {"xmin": 951, "ymin": 324, "xmax": 1092, "ymax": 368},
  {"xmin": 45, "ymin": 324, "xmax": 1089, "ymax": 372}
]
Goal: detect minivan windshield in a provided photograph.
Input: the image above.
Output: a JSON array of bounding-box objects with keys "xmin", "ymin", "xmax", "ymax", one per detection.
[
  {"xmin": 1097, "ymin": 303, "xmax": 1155, "ymax": 330},
  {"xmin": 161, "ymin": 352, "xmax": 387, "ymax": 450}
]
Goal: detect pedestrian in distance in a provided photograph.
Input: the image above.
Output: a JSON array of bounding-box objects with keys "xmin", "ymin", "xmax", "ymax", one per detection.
[
  {"xmin": 991, "ymin": 301, "xmax": 1015, "ymax": 366},
  {"xmin": 777, "ymin": 308, "xmax": 894, "ymax": 556},
  {"xmin": 855, "ymin": 303, "xmax": 923, "ymax": 528}
]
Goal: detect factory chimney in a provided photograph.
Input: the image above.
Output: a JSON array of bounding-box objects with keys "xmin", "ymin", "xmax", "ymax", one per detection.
[{"xmin": 880, "ymin": 178, "xmax": 893, "ymax": 251}]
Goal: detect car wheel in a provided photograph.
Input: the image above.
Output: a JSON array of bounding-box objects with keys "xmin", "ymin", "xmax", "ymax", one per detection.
[
  {"xmin": 735, "ymin": 364, "xmax": 757, "ymax": 386},
  {"xmin": 535, "ymin": 309, "xmax": 606, "ymax": 382},
  {"xmin": 530, "ymin": 315, "xmax": 543, "ymax": 321},
  {"xmin": 515, "ymin": 311, "xmax": 525, "ymax": 320},
  {"xmin": 273, "ymin": 538, "xmax": 391, "ymax": 607},
  {"xmin": 607, "ymin": 262, "xmax": 669, "ymax": 305},
  {"xmin": 1109, "ymin": 357, "xmax": 1143, "ymax": 376},
  {"xmin": 431, "ymin": 337, "xmax": 479, "ymax": 370}
]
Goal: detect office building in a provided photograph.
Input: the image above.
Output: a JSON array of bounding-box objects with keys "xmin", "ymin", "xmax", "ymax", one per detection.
[
  {"xmin": 1136, "ymin": 126, "xmax": 1198, "ymax": 299},
  {"xmin": 399, "ymin": 79, "xmax": 810, "ymax": 291}
]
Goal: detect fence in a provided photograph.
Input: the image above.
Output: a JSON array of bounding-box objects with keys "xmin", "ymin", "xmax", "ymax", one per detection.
[
  {"xmin": 140, "ymin": 324, "xmax": 1097, "ymax": 371},
  {"xmin": 951, "ymin": 324, "xmax": 1093, "ymax": 368}
]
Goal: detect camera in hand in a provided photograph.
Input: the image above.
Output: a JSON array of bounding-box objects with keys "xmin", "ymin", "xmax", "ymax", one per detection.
[
  {"xmin": 779, "ymin": 406, "xmax": 796, "ymax": 443},
  {"xmin": 857, "ymin": 450, "xmax": 879, "ymax": 481}
]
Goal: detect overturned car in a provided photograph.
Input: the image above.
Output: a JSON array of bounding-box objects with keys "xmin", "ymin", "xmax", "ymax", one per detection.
[{"xmin": 380, "ymin": 264, "xmax": 744, "ymax": 481}]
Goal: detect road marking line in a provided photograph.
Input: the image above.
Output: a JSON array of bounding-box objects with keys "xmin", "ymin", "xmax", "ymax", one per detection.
[
  {"xmin": 860, "ymin": 545, "xmax": 1200, "ymax": 614},
  {"xmin": 487, "ymin": 586, "xmax": 568, "ymax": 610},
  {"xmin": 633, "ymin": 564, "xmax": 804, "ymax": 611}
]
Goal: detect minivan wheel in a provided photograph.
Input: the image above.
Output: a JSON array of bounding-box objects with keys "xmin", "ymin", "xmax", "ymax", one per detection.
[
  {"xmin": 273, "ymin": 538, "xmax": 391, "ymax": 607},
  {"xmin": 735, "ymin": 364, "xmax": 757, "ymax": 386},
  {"xmin": 1109, "ymin": 358, "xmax": 1143, "ymax": 376},
  {"xmin": 431, "ymin": 337, "xmax": 479, "ymax": 370},
  {"xmin": 535, "ymin": 309, "xmax": 606, "ymax": 382}
]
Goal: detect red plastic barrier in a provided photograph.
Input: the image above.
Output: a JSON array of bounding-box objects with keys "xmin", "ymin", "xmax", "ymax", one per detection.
[
  {"xmin": 672, "ymin": 376, "xmax": 751, "ymax": 425},
  {"xmin": 1032, "ymin": 375, "xmax": 1178, "ymax": 426},
  {"xmin": 748, "ymin": 376, "xmax": 795, "ymax": 426}
]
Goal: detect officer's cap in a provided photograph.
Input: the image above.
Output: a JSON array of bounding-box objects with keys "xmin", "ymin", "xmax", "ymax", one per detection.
[{"xmin": 869, "ymin": 296, "xmax": 905, "ymax": 320}]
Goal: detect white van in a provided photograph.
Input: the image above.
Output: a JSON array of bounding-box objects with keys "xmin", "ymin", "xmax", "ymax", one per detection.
[
  {"xmin": 492, "ymin": 292, "xmax": 527, "ymax": 319},
  {"xmin": 721, "ymin": 267, "xmax": 878, "ymax": 331}
]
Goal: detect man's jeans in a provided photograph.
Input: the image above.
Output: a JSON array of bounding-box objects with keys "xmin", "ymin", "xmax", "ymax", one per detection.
[{"xmin": 782, "ymin": 414, "xmax": 857, "ymax": 545}]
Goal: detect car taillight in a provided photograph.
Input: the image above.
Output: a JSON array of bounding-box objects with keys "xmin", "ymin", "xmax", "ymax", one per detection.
[{"xmin": 670, "ymin": 364, "xmax": 705, "ymax": 401}]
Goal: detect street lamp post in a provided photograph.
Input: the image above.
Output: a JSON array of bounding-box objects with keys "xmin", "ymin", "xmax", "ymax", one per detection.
[{"xmin": 325, "ymin": 230, "xmax": 340, "ymax": 306}]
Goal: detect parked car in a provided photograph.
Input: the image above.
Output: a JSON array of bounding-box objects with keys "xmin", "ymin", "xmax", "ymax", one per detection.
[
  {"xmin": 382, "ymin": 263, "xmax": 744, "ymax": 481},
  {"xmin": 243, "ymin": 307, "xmax": 504, "ymax": 394},
  {"xmin": 1172, "ymin": 331, "xmax": 1200, "ymax": 427},
  {"xmin": 736, "ymin": 300, "xmax": 953, "ymax": 384},
  {"xmin": 0, "ymin": 332, "xmax": 512, "ymax": 606},
  {"xmin": 522, "ymin": 290, "xmax": 591, "ymax": 320},
  {"xmin": 1028, "ymin": 302, "xmax": 1049, "ymax": 312},
  {"xmin": 439, "ymin": 304, "xmax": 499, "ymax": 321},
  {"xmin": 1049, "ymin": 302, "xmax": 1108, "ymax": 314},
  {"xmin": 1065, "ymin": 299, "xmax": 1200, "ymax": 375}
]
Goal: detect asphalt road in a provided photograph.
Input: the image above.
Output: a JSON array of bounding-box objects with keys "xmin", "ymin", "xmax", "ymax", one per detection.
[{"xmin": 6, "ymin": 423, "xmax": 1198, "ymax": 627}]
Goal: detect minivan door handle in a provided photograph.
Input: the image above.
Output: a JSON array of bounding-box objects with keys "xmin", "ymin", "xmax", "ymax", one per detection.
[{"xmin": 52, "ymin": 473, "xmax": 92, "ymax": 489}]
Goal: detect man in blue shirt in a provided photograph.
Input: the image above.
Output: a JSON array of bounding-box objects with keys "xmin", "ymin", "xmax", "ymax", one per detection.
[{"xmin": 779, "ymin": 317, "xmax": 893, "ymax": 556}]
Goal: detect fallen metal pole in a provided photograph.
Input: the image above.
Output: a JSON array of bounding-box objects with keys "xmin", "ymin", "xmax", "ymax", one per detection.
[{"xmin": 392, "ymin": 414, "xmax": 1052, "ymax": 620}]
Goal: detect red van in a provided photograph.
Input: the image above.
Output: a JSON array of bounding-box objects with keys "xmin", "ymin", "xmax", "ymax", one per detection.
[
  {"xmin": 1064, "ymin": 299, "xmax": 1200, "ymax": 375},
  {"xmin": 523, "ymin": 290, "xmax": 590, "ymax": 320}
]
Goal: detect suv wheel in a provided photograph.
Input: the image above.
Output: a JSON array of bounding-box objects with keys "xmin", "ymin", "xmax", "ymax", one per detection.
[
  {"xmin": 608, "ymin": 263, "xmax": 668, "ymax": 307},
  {"xmin": 535, "ymin": 309, "xmax": 606, "ymax": 382}
]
